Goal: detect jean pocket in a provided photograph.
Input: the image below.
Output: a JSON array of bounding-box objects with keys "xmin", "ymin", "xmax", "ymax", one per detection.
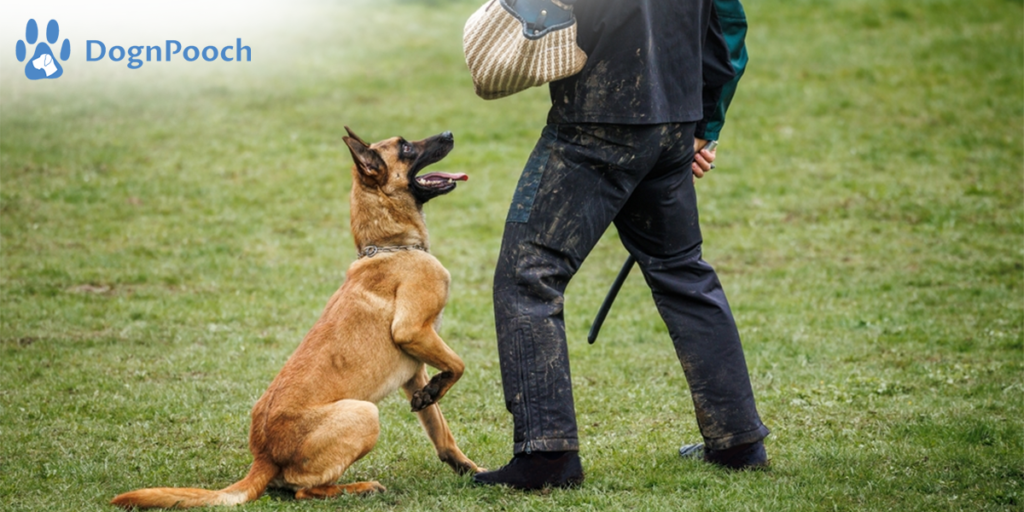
[{"xmin": 507, "ymin": 127, "xmax": 558, "ymax": 224}]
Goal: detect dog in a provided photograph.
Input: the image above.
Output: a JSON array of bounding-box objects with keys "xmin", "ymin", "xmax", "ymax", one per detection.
[{"xmin": 111, "ymin": 127, "xmax": 477, "ymax": 509}]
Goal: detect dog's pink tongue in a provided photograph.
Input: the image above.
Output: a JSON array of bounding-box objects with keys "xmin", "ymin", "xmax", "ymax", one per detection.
[{"xmin": 421, "ymin": 171, "xmax": 468, "ymax": 181}]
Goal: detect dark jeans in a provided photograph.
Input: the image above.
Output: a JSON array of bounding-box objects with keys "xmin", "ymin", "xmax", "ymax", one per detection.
[{"xmin": 493, "ymin": 122, "xmax": 769, "ymax": 454}]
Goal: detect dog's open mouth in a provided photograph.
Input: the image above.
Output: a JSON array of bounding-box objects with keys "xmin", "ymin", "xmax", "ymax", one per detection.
[
  {"xmin": 406, "ymin": 131, "xmax": 464, "ymax": 204},
  {"xmin": 415, "ymin": 171, "xmax": 468, "ymax": 193}
]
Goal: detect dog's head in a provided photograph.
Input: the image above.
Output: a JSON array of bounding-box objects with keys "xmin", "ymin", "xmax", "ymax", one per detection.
[
  {"xmin": 342, "ymin": 127, "xmax": 467, "ymax": 253},
  {"xmin": 343, "ymin": 126, "xmax": 467, "ymax": 205}
]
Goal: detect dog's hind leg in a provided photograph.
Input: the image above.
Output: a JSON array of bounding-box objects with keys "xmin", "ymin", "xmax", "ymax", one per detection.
[
  {"xmin": 402, "ymin": 366, "xmax": 481, "ymax": 475},
  {"xmin": 281, "ymin": 399, "xmax": 387, "ymax": 498},
  {"xmin": 294, "ymin": 481, "xmax": 385, "ymax": 499}
]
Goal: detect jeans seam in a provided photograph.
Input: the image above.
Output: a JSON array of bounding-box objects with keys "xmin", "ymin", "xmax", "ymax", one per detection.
[{"xmin": 514, "ymin": 320, "xmax": 533, "ymax": 451}]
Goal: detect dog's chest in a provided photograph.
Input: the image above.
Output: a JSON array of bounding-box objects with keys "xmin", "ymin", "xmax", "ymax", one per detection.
[{"xmin": 366, "ymin": 352, "xmax": 421, "ymax": 404}]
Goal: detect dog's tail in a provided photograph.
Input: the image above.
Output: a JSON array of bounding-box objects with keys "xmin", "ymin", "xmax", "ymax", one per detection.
[{"xmin": 110, "ymin": 458, "xmax": 278, "ymax": 509}]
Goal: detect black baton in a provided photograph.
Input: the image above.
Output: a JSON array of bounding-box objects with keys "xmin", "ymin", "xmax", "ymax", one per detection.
[{"xmin": 587, "ymin": 254, "xmax": 636, "ymax": 344}]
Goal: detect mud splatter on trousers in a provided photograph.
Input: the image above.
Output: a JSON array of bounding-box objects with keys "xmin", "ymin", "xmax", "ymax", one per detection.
[{"xmin": 493, "ymin": 122, "xmax": 770, "ymax": 454}]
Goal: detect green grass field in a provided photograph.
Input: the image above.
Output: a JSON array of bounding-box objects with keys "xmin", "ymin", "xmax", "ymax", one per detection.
[{"xmin": 1, "ymin": 0, "xmax": 1022, "ymax": 510}]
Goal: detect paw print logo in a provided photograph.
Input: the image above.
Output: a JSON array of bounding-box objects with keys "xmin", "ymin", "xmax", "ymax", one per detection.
[{"xmin": 15, "ymin": 19, "xmax": 71, "ymax": 80}]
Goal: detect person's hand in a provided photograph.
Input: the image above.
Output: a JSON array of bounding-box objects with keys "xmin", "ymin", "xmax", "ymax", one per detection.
[{"xmin": 692, "ymin": 137, "xmax": 717, "ymax": 180}]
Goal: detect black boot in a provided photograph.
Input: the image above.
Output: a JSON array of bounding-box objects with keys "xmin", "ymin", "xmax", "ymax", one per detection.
[
  {"xmin": 472, "ymin": 451, "xmax": 584, "ymax": 490},
  {"xmin": 678, "ymin": 440, "xmax": 769, "ymax": 470}
]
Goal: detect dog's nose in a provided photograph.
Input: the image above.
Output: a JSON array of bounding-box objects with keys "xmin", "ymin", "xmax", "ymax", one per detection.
[{"xmin": 441, "ymin": 131, "xmax": 453, "ymax": 142}]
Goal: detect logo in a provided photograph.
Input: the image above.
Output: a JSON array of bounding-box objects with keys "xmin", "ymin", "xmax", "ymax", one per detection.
[
  {"xmin": 13, "ymin": 18, "xmax": 252, "ymax": 79},
  {"xmin": 15, "ymin": 19, "xmax": 71, "ymax": 80}
]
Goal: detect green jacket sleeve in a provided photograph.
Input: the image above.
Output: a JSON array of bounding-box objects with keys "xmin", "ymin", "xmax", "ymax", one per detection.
[{"xmin": 697, "ymin": 0, "xmax": 748, "ymax": 141}]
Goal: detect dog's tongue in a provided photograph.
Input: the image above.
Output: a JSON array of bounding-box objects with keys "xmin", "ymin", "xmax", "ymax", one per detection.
[{"xmin": 419, "ymin": 171, "xmax": 468, "ymax": 182}]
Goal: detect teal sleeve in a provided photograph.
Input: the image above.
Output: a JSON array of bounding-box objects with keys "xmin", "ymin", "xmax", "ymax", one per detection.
[{"xmin": 699, "ymin": 0, "xmax": 748, "ymax": 141}]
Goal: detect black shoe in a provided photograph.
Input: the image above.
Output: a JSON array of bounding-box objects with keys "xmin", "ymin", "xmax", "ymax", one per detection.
[
  {"xmin": 679, "ymin": 440, "xmax": 769, "ymax": 470},
  {"xmin": 472, "ymin": 451, "xmax": 584, "ymax": 490}
]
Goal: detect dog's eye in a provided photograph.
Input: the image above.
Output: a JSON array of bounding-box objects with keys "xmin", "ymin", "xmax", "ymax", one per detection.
[{"xmin": 402, "ymin": 143, "xmax": 414, "ymax": 155}]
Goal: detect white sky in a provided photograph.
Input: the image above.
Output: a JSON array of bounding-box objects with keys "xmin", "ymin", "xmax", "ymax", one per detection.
[{"xmin": 0, "ymin": 1, "xmax": 294, "ymax": 43}]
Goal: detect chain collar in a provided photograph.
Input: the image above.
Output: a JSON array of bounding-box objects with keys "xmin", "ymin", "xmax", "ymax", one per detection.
[{"xmin": 358, "ymin": 244, "xmax": 427, "ymax": 259}]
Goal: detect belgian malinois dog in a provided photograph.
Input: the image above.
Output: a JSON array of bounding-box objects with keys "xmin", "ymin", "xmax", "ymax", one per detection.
[{"xmin": 111, "ymin": 127, "xmax": 477, "ymax": 509}]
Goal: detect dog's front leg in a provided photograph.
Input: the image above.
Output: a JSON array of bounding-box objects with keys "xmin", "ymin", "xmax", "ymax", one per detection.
[
  {"xmin": 402, "ymin": 367, "xmax": 481, "ymax": 474},
  {"xmin": 394, "ymin": 324, "xmax": 464, "ymax": 411},
  {"xmin": 392, "ymin": 280, "xmax": 464, "ymax": 412}
]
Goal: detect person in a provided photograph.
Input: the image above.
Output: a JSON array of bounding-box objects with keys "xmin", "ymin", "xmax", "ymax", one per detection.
[{"xmin": 472, "ymin": 0, "xmax": 769, "ymax": 490}]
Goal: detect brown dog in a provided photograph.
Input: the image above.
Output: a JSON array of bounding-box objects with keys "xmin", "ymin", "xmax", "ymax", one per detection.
[{"xmin": 111, "ymin": 127, "xmax": 477, "ymax": 509}]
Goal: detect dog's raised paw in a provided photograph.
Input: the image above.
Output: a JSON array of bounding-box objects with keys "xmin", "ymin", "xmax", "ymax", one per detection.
[{"xmin": 410, "ymin": 389, "xmax": 437, "ymax": 411}]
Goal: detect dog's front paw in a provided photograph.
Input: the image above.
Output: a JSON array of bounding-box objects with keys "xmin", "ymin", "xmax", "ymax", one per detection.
[
  {"xmin": 449, "ymin": 457, "xmax": 482, "ymax": 475},
  {"xmin": 439, "ymin": 450, "xmax": 482, "ymax": 475},
  {"xmin": 410, "ymin": 388, "xmax": 437, "ymax": 412}
]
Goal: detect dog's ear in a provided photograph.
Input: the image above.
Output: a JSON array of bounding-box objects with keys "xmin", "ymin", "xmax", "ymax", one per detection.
[
  {"xmin": 344, "ymin": 126, "xmax": 371, "ymax": 147},
  {"xmin": 344, "ymin": 135, "xmax": 386, "ymax": 181}
]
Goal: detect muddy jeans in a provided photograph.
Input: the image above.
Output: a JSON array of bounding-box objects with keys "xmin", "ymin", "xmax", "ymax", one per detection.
[{"xmin": 493, "ymin": 122, "xmax": 769, "ymax": 454}]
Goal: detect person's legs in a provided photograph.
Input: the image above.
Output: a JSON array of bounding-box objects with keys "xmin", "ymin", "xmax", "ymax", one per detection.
[
  {"xmin": 492, "ymin": 123, "xmax": 664, "ymax": 454},
  {"xmin": 613, "ymin": 123, "xmax": 770, "ymax": 456}
]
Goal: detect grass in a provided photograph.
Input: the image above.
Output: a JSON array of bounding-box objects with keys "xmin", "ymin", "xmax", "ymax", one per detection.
[{"xmin": 1, "ymin": 0, "xmax": 1022, "ymax": 510}]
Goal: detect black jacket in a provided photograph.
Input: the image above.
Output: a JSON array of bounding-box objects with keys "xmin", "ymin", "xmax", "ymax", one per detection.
[{"xmin": 547, "ymin": 0, "xmax": 735, "ymax": 126}]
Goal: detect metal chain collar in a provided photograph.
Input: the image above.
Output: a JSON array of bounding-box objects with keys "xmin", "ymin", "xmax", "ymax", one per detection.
[{"xmin": 357, "ymin": 244, "xmax": 427, "ymax": 259}]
